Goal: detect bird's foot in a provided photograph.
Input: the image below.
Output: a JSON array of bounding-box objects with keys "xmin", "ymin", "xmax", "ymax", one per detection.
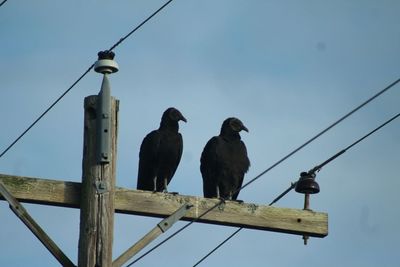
[
  {"xmin": 233, "ymin": 199, "xmax": 244, "ymax": 204},
  {"xmin": 218, "ymin": 197, "xmax": 226, "ymax": 204}
]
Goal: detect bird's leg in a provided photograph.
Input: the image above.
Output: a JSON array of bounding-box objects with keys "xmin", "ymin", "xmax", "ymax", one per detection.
[
  {"xmin": 164, "ymin": 177, "xmax": 179, "ymax": 195},
  {"xmin": 153, "ymin": 176, "xmax": 157, "ymax": 192},
  {"xmin": 229, "ymin": 191, "xmax": 243, "ymax": 203},
  {"xmin": 215, "ymin": 185, "xmax": 226, "ymax": 203},
  {"xmin": 216, "ymin": 185, "xmax": 220, "ymax": 199},
  {"xmin": 163, "ymin": 177, "xmax": 168, "ymax": 193}
]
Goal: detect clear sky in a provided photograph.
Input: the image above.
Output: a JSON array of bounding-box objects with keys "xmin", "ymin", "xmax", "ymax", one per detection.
[{"xmin": 1, "ymin": 1, "xmax": 400, "ymax": 266}]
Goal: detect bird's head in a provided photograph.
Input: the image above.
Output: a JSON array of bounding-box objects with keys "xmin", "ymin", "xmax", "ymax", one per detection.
[
  {"xmin": 221, "ymin": 117, "xmax": 248, "ymax": 135},
  {"xmin": 161, "ymin": 107, "xmax": 187, "ymax": 124}
]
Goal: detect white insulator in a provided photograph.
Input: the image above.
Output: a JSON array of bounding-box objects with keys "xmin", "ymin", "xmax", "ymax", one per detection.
[{"xmin": 94, "ymin": 59, "xmax": 119, "ymax": 74}]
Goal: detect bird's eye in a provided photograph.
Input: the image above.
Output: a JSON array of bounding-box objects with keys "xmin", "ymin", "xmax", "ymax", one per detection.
[
  {"xmin": 169, "ymin": 109, "xmax": 179, "ymax": 121},
  {"xmin": 230, "ymin": 119, "xmax": 242, "ymax": 131}
]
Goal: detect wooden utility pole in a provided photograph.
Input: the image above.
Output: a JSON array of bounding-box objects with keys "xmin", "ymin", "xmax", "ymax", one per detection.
[
  {"xmin": 0, "ymin": 51, "xmax": 329, "ymax": 267},
  {"xmin": 78, "ymin": 95, "xmax": 118, "ymax": 266},
  {"xmin": 78, "ymin": 51, "xmax": 119, "ymax": 267}
]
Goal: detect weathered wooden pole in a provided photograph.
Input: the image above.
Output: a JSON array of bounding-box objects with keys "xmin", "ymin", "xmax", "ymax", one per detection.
[{"xmin": 78, "ymin": 51, "xmax": 119, "ymax": 267}]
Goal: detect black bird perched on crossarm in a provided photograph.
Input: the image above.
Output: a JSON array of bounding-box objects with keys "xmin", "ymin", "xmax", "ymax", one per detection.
[
  {"xmin": 200, "ymin": 117, "xmax": 250, "ymax": 200},
  {"xmin": 137, "ymin": 107, "xmax": 187, "ymax": 192}
]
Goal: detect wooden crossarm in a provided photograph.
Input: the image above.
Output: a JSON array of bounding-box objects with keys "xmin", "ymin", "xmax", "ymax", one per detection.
[{"xmin": 0, "ymin": 173, "xmax": 328, "ymax": 238}]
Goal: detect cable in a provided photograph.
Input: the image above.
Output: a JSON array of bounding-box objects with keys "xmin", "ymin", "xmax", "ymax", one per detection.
[
  {"xmin": 0, "ymin": 0, "xmax": 8, "ymax": 7},
  {"xmin": 126, "ymin": 80, "xmax": 400, "ymax": 266},
  {"xmin": 193, "ymin": 190, "xmax": 288, "ymax": 267},
  {"xmin": 0, "ymin": 0, "xmax": 175, "ymax": 159},
  {"xmin": 125, "ymin": 200, "xmax": 223, "ymax": 266},
  {"xmin": 108, "ymin": 0, "xmax": 173, "ymax": 52},
  {"xmin": 193, "ymin": 228, "xmax": 242, "ymax": 267},
  {"xmin": 192, "ymin": 111, "xmax": 400, "ymax": 266},
  {"xmin": 238, "ymin": 77, "xmax": 400, "ymax": 194},
  {"xmin": 0, "ymin": 64, "xmax": 94, "ymax": 159}
]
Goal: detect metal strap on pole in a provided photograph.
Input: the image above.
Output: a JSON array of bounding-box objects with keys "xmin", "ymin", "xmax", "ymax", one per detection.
[{"xmin": 112, "ymin": 204, "xmax": 193, "ymax": 267}]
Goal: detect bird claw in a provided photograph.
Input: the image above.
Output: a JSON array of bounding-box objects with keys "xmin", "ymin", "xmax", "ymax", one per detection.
[{"xmin": 218, "ymin": 197, "xmax": 226, "ymax": 204}]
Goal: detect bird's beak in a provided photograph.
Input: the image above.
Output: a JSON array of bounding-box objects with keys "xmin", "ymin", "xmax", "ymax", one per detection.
[
  {"xmin": 180, "ymin": 115, "xmax": 187, "ymax": 123},
  {"xmin": 242, "ymin": 125, "xmax": 249, "ymax": 132}
]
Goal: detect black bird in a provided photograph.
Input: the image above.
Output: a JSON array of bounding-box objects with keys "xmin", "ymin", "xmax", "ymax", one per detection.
[
  {"xmin": 200, "ymin": 117, "xmax": 250, "ymax": 200},
  {"xmin": 137, "ymin": 107, "xmax": 186, "ymax": 192}
]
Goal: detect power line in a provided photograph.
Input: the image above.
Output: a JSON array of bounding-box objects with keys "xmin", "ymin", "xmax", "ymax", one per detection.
[
  {"xmin": 193, "ymin": 228, "xmax": 242, "ymax": 267},
  {"xmin": 193, "ymin": 187, "xmax": 290, "ymax": 267},
  {"xmin": 108, "ymin": 0, "xmax": 173, "ymax": 52},
  {"xmin": 0, "ymin": 0, "xmax": 175, "ymax": 159},
  {"xmin": 237, "ymin": 77, "xmax": 400, "ymax": 194},
  {"xmin": 0, "ymin": 65, "xmax": 94, "ymax": 159},
  {"xmin": 126, "ymin": 79, "xmax": 400, "ymax": 266},
  {"xmin": 126, "ymin": 200, "xmax": 223, "ymax": 267},
  {"xmin": 0, "ymin": 0, "xmax": 8, "ymax": 7},
  {"xmin": 192, "ymin": 111, "xmax": 400, "ymax": 266},
  {"xmin": 129, "ymin": 181, "xmax": 289, "ymax": 267}
]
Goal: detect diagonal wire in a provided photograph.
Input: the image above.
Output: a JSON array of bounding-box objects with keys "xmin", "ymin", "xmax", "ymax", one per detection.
[
  {"xmin": 237, "ymin": 77, "xmax": 400, "ymax": 194},
  {"xmin": 126, "ymin": 78, "xmax": 400, "ymax": 266},
  {"xmin": 126, "ymin": 200, "xmax": 223, "ymax": 266},
  {"xmin": 108, "ymin": 0, "xmax": 173, "ymax": 52},
  {"xmin": 0, "ymin": 0, "xmax": 175, "ymax": 159},
  {"xmin": 193, "ymin": 190, "xmax": 290, "ymax": 267},
  {"xmin": 193, "ymin": 228, "xmax": 242, "ymax": 267},
  {"xmin": 0, "ymin": 0, "xmax": 8, "ymax": 7},
  {"xmin": 192, "ymin": 111, "xmax": 400, "ymax": 266},
  {"xmin": 0, "ymin": 64, "xmax": 94, "ymax": 159}
]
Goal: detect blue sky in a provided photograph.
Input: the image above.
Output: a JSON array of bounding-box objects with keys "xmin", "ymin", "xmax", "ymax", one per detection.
[{"xmin": 1, "ymin": 1, "xmax": 400, "ymax": 266}]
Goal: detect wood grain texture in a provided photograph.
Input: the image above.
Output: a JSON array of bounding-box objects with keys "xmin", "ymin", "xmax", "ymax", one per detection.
[
  {"xmin": 77, "ymin": 95, "xmax": 118, "ymax": 267},
  {"xmin": 0, "ymin": 173, "xmax": 328, "ymax": 237},
  {"xmin": 0, "ymin": 174, "xmax": 80, "ymax": 207}
]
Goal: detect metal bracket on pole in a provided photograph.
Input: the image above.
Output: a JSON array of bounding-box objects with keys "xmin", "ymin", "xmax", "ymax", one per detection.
[
  {"xmin": 0, "ymin": 182, "xmax": 76, "ymax": 267},
  {"xmin": 94, "ymin": 51, "xmax": 119, "ymax": 164},
  {"xmin": 94, "ymin": 180, "xmax": 108, "ymax": 194},
  {"xmin": 97, "ymin": 74, "xmax": 111, "ymax": 163},
  {"xmin": 157, "ymin": 203, "xmax": 193, "ymax": 232},
  {"xmin": 112, "ymin": 203, "xmax": 193, "ymax": 267}
]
